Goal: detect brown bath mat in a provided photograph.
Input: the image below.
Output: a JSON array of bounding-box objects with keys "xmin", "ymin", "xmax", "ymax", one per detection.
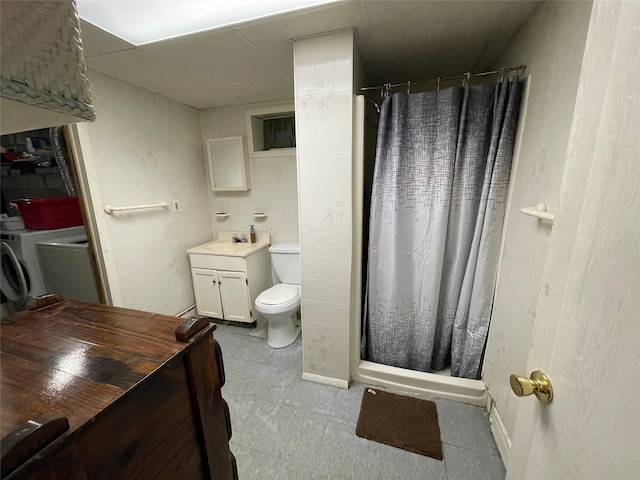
[{"xmin": 355, "ymin": 388, "xmax": 443, "ymax": 460}]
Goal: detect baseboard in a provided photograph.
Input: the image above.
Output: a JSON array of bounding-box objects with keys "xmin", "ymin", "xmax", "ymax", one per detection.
[
  {"xmin": 489, "ymin": 404, "xmax": 511, "ymax": 468},
  {"xmin": 176, "ymin": 304, "xmax": 197, "ymax": 318},
  {"xmin": 302, "ymin": 372, "xmax": 349, "ymax": 389}
]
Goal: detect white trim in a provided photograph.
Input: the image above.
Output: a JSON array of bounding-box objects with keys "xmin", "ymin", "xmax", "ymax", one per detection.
[
  {"xmin": 490, "ymin": 402, "xmax": 512, "ymax": 468},
  {"xmin": 176, "ymin": 304, "xmax": 197, "ymax": 318},
  {"xmin": 67, "ymin": 123, "xmax": 120, "ymax": 305},
  {"xmin": 245, "ymin": 103, "xmax": 295, "ymax": 158},
  {"xmin": 302, "ymin": 372, "xmax": 349, "ymax": 389},
  {"xmin": 350, "ymin": 95, "xmax": 365, "ymax": 375}
]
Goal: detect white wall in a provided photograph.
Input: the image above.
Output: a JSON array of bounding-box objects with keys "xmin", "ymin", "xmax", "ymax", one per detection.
[
  {"xmin": 74, "ymin": 70, "xmax": 212, "ymax": 315},
  {"xmin": 482, "ymin": 0, "xmax": 593, "ymax": 460},
  {"xmin": 294, "ymin": 30, "xmax": 354, "ymax": 385},
  {"xmin": 200, "ymin": 102, "xmax": 299, "ymax": 243}
]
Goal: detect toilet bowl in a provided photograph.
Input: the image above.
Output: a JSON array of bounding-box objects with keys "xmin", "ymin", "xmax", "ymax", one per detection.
[
  {"xmin": 255, "ymin": 283, "xmax": 300, "ymax": 348},
  {"xmin": 254, "ymin": 242, "xmax": 301, "ymax": 348}
]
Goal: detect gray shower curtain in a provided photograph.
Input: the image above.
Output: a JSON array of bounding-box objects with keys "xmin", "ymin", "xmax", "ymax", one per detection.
[{"xmin": 363, "ymin": 79, "xmax": 521, "ymax": 379}]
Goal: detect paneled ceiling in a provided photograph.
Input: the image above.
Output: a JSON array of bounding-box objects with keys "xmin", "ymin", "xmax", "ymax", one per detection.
[{"xmin": 80, "ymin": 0, "xmax": 540, "ymax": 110}]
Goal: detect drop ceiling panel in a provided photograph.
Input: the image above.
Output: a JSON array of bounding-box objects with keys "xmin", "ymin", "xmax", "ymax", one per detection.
[
  {"xmin": 361, "ymin": 1, "xmax": 528, "ymax": 58},
  {"xmin": 237, "ymin": 1, "xmax": 366, "ymax": 75},
  {"xmin": 142, "ymin": 29, "xmax": 283, "ymax": 85},
  {"xmin": 472, "ymin": 1, "xmax": 540, "ymax": 71},
  {"xmin": 78, "ymin": 0, "xmax": 542, "ymax": 110},
  {"xmin": 161, "ymin": 85, "xmax": 240, "ymax": 110},
  {"xmin": 80, "ymin": 19, "xmax": 133, "ymax": 57},
  {"xmin": 87, "ymin": 50, "xmax": 208, "ymax": 93},
  {"xmin": 367, "ymin": 43, "xmax": 485, "ymax": 86},
  {"xmin": 472, "ymin": 34, "xmax": 518, "ymax": 73},
  {"xmin": 217, "ymin": 75, "xmax": 294, "ymax": 105}
]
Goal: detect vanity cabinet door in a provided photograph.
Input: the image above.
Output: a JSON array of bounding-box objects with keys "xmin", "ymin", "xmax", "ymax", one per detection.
[
  {"xmin": 192, "ymin": 268, "xmax": 223, "ymax": 319},
  {"xmin": 218, "ymin": 271, "xmax": 252, "ymax": 323}
]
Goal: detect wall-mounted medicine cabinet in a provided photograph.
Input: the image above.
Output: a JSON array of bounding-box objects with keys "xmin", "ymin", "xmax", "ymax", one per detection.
[
  {"xmin": 205, "ymin": 136, "xmax": 251, "ymax": 191},
  {"xmin": 245, "ymin": 104, "xmax": 296, "ymax": 158}
]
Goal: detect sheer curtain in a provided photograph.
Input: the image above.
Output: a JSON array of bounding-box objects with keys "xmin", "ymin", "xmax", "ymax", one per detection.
[{"xmin": 363, "ymin": 79, "xmax": 521, "ymax": 379}]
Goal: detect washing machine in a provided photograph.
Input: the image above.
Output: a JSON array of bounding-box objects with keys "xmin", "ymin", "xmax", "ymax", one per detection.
[
  {"xmin": 0, "ymin": 226, "xmax": 86, "ymax": 314},
  {"xmin": 1, "ymin": 241, "xmax": 30, "ymax": 314}
]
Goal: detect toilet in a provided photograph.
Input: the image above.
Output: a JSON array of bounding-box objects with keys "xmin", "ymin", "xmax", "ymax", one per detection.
[{"xmin": 255, "ymin": 242, "xmax": 301, "ymax": 348}]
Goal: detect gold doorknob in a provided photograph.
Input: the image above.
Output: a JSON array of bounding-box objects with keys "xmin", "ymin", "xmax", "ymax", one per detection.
[{"xmin": 509, "ymin": 370, "xmax": 553, "ymax": 403}]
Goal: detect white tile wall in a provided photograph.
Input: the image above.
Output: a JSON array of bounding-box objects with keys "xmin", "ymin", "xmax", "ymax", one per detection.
[
  {"xmin": 294, "ymin": 31, "xmax": 354, "ymax": 383},
  {"xmin": 302, "ymin": 300, "xmax": 350, "ymax": 326},
  {"xmin": 304, "ymin": 321, "xmax": 349, "ymax": 348},
  {"xmin": 294, "ymin": 31, "xmax": 353, "ymax": 67}
]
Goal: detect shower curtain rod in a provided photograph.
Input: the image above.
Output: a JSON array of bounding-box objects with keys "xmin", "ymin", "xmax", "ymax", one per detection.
[{"xmin": 359, "ymin": 65, "xmax": 526, "ymax": 92}]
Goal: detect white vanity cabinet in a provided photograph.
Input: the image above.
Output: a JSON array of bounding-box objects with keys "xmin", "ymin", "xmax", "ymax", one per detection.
[
  {"xmin": 188, "ymin": 233, "xmax": 272, "ymax": 324},
  {"xmin": 190, "ymin": 268, "xmax": 225, "ymax": 319}
]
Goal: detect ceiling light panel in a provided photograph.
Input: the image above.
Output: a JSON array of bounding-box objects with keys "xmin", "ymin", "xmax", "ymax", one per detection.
[{"xmin": 77, "ymin": 0, "xmax": 338, "ymax": 45}]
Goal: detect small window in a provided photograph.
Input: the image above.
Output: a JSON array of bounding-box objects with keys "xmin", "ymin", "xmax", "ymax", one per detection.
[
  {"xmin": 263, "ymin": 117, "xmax": 295, "ymax": 150},
  {"xmin": 246, "ymin": 104, "xmax": 296, "ymax": 157}
]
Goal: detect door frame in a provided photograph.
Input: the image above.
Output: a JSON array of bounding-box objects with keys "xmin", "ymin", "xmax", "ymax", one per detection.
[
  {"xmin": 61, "ymin": 125, "xmax": 107, "ymax": 304},
  {"xmin": 65, "ymin": 124, "xmax": 117, "ymax": 305}
]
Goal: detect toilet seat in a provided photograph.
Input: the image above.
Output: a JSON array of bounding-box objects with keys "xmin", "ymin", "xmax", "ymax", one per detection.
[{"xmin": 255, "ymin": 283, "xmax": 300, "ymax": 314}]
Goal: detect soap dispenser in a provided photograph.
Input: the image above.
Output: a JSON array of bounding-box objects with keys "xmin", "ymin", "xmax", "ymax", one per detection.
[{"xmin": 249, "ymin": 224, "xmax": 256, "ymax": 243}]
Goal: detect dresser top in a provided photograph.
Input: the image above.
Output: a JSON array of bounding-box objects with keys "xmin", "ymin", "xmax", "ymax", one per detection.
[{"xmin": 0, "ymin": 299, "xmax": 214, "ymax": 439}]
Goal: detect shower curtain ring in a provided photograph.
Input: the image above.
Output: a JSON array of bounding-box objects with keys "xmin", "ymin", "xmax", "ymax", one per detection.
[
  {"xmin": 407, "ymin": 80, "xmax": 411, "ymax": 95},
  {"xmin": 499, "ymin": 67, "xmax": 505, "ymax": 82},
  {"xmin": 383, "ymin": 83, "xmax": 391, "ymax": 100},
  {"xmin": 463, "ymin": 72, "xmax": 471, "ymax": 87},
  {"xmin": 437, "ymin": 77, "xmax": 440, "ymax": 92}
]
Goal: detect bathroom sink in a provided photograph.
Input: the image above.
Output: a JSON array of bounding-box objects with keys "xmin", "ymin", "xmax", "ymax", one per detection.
[{"xmin": 187, "ymin": 232, "xmax": 270, "ymax": 257}]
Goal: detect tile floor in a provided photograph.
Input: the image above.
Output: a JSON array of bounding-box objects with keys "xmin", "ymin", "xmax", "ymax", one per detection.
[{"xmin": 214, "ymin": 322, "xmax": 505, "ymax": 480}]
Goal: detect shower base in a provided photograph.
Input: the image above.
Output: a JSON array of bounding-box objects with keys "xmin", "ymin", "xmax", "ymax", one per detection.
[{"xmin": 354, "ymin": 360, "xmax": 487, "ymax": 407}]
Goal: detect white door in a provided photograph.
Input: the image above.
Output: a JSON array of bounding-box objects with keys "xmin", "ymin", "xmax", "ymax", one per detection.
[
  {"xmin": 507, "ymin": 2, "xmax": 640, "ymax": 478},
  {"xmin": 218, "ymin": 270, "xmax": 252, "ymax": 323},
  {"xmin": 191, "ymin": 268, "xmax": 223, "ymax": 319}
]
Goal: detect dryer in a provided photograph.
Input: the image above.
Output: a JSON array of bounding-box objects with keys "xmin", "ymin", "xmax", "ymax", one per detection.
[{"xmin": 0, "ymin": 226, "xmax": 86, "ymax": 310}]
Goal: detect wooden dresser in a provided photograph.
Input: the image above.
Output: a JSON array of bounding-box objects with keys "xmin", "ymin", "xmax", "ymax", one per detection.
[{"xmin": 0, "ymin": 295, "xmax": 237, "ymax": 480}]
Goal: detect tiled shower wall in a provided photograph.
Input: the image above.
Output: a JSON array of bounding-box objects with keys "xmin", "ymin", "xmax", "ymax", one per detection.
[{"xmin": 294, "ymin": 30, "xmax": 354, "ymax": 384}]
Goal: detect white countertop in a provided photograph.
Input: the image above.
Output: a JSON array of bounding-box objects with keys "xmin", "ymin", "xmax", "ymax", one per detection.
[{"xmin": 187, "ymin": 231, "xmax": 270, "ymax": 257}]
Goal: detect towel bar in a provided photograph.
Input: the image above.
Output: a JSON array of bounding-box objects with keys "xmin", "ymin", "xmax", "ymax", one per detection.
[{"xmin": 104, "ymin": 202, "xmax": 169, "ymax": 214}]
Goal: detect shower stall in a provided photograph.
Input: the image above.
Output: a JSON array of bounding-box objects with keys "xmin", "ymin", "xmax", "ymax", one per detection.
[{"xmin": 350, "ymin": 74, "xmax": 529, "ymax": 406}]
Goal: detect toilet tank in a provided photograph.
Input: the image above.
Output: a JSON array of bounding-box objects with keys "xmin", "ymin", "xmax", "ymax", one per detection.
[{"xmin": 269, "ymin": 242, "xmax": 300, "ymax": 284}]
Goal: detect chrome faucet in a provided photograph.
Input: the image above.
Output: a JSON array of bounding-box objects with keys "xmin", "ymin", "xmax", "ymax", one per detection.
[{"xmin": 232, "ymin": 233, "xmax": 248, "ymax": 243}]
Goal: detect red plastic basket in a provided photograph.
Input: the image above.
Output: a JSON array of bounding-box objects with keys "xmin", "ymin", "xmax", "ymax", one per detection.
[{"xmin": 13, "ymin": 197, "xmax": 83, "ymax": 230}]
